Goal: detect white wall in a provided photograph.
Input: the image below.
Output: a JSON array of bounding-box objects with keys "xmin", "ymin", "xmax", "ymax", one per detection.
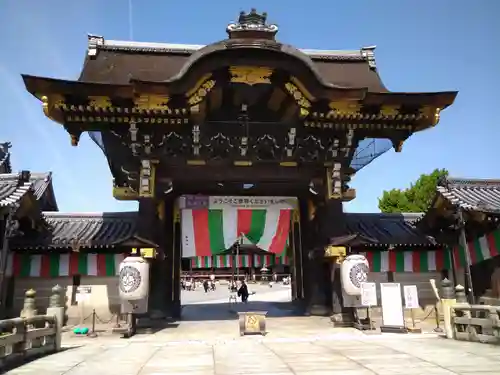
[{"xmin": 12, "ymin": 276, "xmax": 120, "ymax": 325}]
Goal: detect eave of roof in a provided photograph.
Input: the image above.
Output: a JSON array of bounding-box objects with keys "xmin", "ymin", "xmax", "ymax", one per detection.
[
  {"xmin": 0, "ymin": 172, "xmax": 54, "ymax": 208},
  {"xmin": 436, "ymin": 177, "xmax": 500, "ymax": 214},
  {"xmin": 11, "ymin": 211, "xmax": 138, "ymax": 249},
  {"xmin": 345, "ymin": 212, "xmax": 437, "ymax": 246},
  {"xmin": 89, "ymin": 36, "xmax": 374, "ymax": 63}
]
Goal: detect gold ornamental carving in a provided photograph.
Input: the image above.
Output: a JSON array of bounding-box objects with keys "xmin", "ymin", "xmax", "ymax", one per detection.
[
  {"xmin": 88, "ymin": 96, "xmax": 112, "ymax": 109},
  {"xmin": 284, "ymin": 82, "xmax": 311, "ymax": 118},
  {"xmin": 328, "ymin": 101, "xmax": 361, "ymax": 117},
  {"xmin": 380, "ymin": 105, "xmax": 400, "ymax": 117},
  {"xmin": 40, "ymin": 94, "xmax": 65, "ymax": 121},
  {"xmin": 229, "ymin": 66, "xmax": 273, "ymax": 86},
  {"xmin": 187, "ymin": 79, "xmax": 216, "ymax": 106},
  {"xmin": 135, "ymin": 95, "xmax": 170, "ymax": 111},
  {"xmin": 420, "ymin": 106, "xmax": 441, "ymax": 126}
]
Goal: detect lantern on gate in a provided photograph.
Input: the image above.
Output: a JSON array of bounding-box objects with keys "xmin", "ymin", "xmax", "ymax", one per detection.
[
  {"xmin": 340, "ymin": 254, "xmax": 369, "ymax": 296},
  {"xmin": 118, "ymin": 256, "xmax": 150, "ymax": 301}
]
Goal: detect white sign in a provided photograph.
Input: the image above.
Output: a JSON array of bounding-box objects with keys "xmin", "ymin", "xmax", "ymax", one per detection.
[
  {"xmin": 380, "ymin": 283, "xmax": 405, "ymax": 327},
  {"xmin": 403, "ymin": 285, "xmax": 420, "ymax": 309},
  {"xmin": 361, "ymin": 282, "xmax": 377, "ymax": 307},
  {"xmin": 76, "ymin": 286, "xmax": 92, "ymax": 302},
  {"xmin": 209, "ymin": 196, "xmax": 297, "ymax": 209}
]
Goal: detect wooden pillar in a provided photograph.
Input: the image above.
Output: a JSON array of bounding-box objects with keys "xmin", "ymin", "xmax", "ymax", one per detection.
[
  {"xmin": 299, "ymin": 197, "xmax": 312, "ymax": 310},
  {"xmin": 160, "ymin": 197, "xmax": 175, "ymax": 317},
  {"xmin": 320, "ymin": 198, "xmax": 353, "ymax": 326},
  {"xmin": 172, "ymin": 199, "xmax": 182, "ymax": 319},
  {"xmin": 291, "ymin": 207, "xmax": 304, "ymax": 301}
]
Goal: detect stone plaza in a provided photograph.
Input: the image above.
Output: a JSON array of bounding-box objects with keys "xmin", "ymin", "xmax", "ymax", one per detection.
[{"xmin": 4, "ymin": 286, "xmax": 499, "ymax": 375}]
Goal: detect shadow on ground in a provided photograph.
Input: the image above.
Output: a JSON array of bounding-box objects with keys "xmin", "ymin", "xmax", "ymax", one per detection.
[
  {"xmin": 179, "ymin": 300, "xmax": 304, "ymax": 321},
  {"xmin": 0, "ymin": 346, "xmax": 79, "ymax": 374}
]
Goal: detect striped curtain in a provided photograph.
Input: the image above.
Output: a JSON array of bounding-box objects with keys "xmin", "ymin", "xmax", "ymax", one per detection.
[
  {"xmin": 6, "ymin": 253, "xmax": 125, "ymax": 277},
  {"xmin": 190, "ymin": 254, "xmax": 291, "ymax": 268}
]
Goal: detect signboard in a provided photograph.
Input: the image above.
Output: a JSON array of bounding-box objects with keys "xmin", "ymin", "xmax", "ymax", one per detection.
[
  {"xmin": 238, "ymin": 311, "xmax": 267, "ymax": 336},
  {"xmin": 403, "ymin": 285, "xmax": 420, "ymax": 309},
  {"xmin": 179, "ymin": 195, "xmax": 209, "ymax": 209},
  {"xmin": 76, "ymin": 286, "xmax": 92, "ymax": 302},
  {"xmin": 380, "ymin": 283, "xmax": 405, "ymax": 327},
  {"xmin": 360, "ymin": 282, "xmax": 377, "ymax": 307},
  {"xmin": 209, "ymin": 196, "xmax": 297, "ymax": 209}
]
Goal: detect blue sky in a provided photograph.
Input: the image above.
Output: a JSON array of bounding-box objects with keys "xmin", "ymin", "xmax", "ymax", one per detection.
[{"xmin": 0, "ymin": 0, "xmax": 498, "ymax": 213}]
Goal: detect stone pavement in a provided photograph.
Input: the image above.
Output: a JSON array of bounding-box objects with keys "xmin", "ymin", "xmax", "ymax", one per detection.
[
  {"xmin": 5, "ymin": 289, "xmax": 499, "ymax": 374},
  {"xmin": 5, "ymin": 317, "xmax": 500, "ymax": 375}
]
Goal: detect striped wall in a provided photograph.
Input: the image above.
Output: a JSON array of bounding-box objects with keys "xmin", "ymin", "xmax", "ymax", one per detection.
[
  {"xmin": 6, "ymin": 253, "xmax": 125, "ymax": 277},
  {"xmin": 190, "ymin": 254, "xmax": 290, "ymax": 268},
  {"xmin": 363, "ymin": 249, "xmax": 451, "ymax": 272}
]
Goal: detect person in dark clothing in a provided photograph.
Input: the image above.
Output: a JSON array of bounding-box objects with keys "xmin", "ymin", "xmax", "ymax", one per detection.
[
  {"xmin": 203, "ymin": 279, "xmax": 209, "ymax": 293},
  {"xmin": 237, "ymin": 280, "xmax": 250, "ymax": 303}
]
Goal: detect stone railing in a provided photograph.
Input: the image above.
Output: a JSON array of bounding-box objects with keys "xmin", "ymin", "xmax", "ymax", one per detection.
[
  {"xmin": 0, "ymin": 314, "xmax": 61, "ymax": 366},
  {"xmin": 440, "ymin": 280, "xmax": 500, "ymax": 344},
  {"xmin": 451, "ymin": 304, "xmax": 500, "ymax": 344},
  {"xmin": 0, "ymin": 286, "xmax": 64, "ymax": 368}
]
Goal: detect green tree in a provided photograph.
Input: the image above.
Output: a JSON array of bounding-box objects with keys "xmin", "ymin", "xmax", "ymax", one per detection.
[{"xmin": 378, "ymin": 168, "xmax": 449, "ymax": 213}]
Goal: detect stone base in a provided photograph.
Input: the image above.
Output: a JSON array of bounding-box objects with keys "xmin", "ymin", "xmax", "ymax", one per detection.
[{"xmin": 330, "ymin": 312, "xmax": 354, "ymax": 328}]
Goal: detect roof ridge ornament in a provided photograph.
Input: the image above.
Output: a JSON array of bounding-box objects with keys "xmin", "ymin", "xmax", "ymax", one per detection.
[{"xmin": 226, "ymin": 9, "xmax": 278, "ymax": 39}]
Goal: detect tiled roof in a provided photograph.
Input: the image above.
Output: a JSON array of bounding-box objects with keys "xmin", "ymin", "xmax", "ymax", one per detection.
[
  {"xmin": 11, "ymin": 212, "xmax": 138, "ymax": 249},
  {"xmin": 81, "ymin": 36, "xmax": 386, "ymax": 92},
  {"xmin": 345, "ymin": 212, "xmax": 435, "ymax": 246},
  {"xmin": 436, "ymin": 177, "xmax": 500, "ymax": 214},
  {"xmin": 11, "ymin": 210, "xmax": 434, "ymax": 250},
  {"xmin": 0, "ymin": 172, "xmax": 53, "ymax": 208}
]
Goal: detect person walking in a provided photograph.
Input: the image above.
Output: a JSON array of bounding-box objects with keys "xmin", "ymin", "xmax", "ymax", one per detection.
[{"xmin": 237, "ymin": 280, "xmax": 249, "ymax": 303}]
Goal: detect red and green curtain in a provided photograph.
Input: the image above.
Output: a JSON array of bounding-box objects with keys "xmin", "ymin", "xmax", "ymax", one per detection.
[
  {"xmin": 6, "ymin": 253, "xmax": 125, "ymax": 277},
  {"xmin": 363, "ymin": 250, "xmax": 451, "ymax": 272},
  {"xmin": 449, "ymin": 229, "xmax": 500, "ymax": 268},
  {"xmin": 181, "ymin": 208, "xmax": 291, "ymax": 257},
  {"xmin": 190, "ymin": 254, "xmax": 291, "ymax": 268}
]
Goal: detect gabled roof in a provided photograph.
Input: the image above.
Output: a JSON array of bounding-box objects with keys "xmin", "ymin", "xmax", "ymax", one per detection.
[
  {"xmin": 0, "ymin": 172, "xmax": 56, "ymax": 209},
  {"xmin": 80, "ymin": 35, "xmax": 387, "ymax": 92},
  {"xmin": 436, "ymin": 177, "xmax": 500, "ymax": 214},
  {"xmin": 11, "ymin": 212, "xmax": 138, "ymax": 249},
  {"xmin": 344, "ymin": 212, "xmax": 436, "ymax": 246}
]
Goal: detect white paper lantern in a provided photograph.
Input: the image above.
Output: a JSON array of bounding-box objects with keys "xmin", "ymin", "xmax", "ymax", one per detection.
[
  {"xmin": 118, "ymin": 256, "xmax": 150, "ymax": 301},
  {"xmin": 341, "ymin": 254, "xmax": 369, "ymax": 296}
]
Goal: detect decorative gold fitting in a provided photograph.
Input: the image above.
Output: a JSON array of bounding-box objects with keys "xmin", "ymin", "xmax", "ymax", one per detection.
[
  {"xmin": 113, "ymin": 186, "xmax": 138, "ymax": 201},
  {"xmin": 328, "ymin": 101, "xmax": 361, "ymax": 116},
  {"xmin": 279, "ymin": 161, "xmax": 297, "ymax": 167},
  {"xmin": 187, "ymin": 160, "xmax": 206, "ymax": 166},
  {"xmin": 325, "ymin": 245, "xmax": 346, "ymax": 258},
  {"xmin": 229, "ymin": 66, "xmax": 273, "ymax": 86},
  {"xmin": 380, "ymin": 105, "xmax": 400, "ymax": 117},
  {"xmin": 234, "ymin": 161, "xmax": 252, "ymax": 166},
  {"xmin": 135, "ymin": 95, "xmax": 170, "ymax": 110}
]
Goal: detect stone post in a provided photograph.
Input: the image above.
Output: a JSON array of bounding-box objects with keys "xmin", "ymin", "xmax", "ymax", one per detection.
[
  {"xmin": 20, "ymin": 289, "xmax": 37, "ymax": 319},
  {"xmin": 46, "ymin": 285, "xmax": 64, "ymax": 350},
  {"xmin": 455, "ymin": 285, "xmax": 468, "ymax": 304},
  {"xmin": 440, "ymin": 278, "xmax": 456, "ymax": 339}
]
